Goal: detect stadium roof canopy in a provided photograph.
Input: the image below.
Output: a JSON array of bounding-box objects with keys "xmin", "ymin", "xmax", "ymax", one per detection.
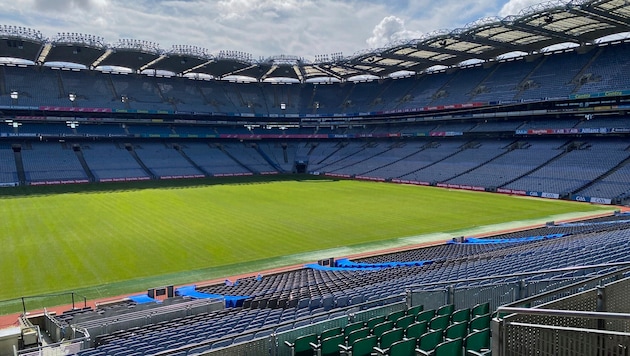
[{"xmin": 0, "ymin": 0, "xmax": 629, "ymax": 82}]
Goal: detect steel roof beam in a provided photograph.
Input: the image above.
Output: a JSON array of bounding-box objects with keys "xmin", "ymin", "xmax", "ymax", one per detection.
[
  {"xmin": 504, "ymin": 20, "xmax": 582, "ymax": 45},
  {"xmin": 454, "ymin": 33, "xmax": 524, "ymax": 53},
  {"xmin": 219, "ymin": 64, "xmax": 259, "ymax": 79},
  {"xmin": 573, "ymin": 4, "xmax": 630, "ymax": 29},
  {"xmin": 306, "ymin": 65, "xmax": 343, "ymax": 81}
]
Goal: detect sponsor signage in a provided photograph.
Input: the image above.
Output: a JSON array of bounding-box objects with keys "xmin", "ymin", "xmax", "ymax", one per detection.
[
  {"xmin": 324, "ymin": 173, "xmax": 351, "ymax": 178},
  {"xmin": 517, "ymin": 128, "xmax": 611, "ymax": 135},
  {"xmin": 435, "ymin": 183, "xmax": 485, "ymax": 191},
  {"xmin": 573, "ymin": 195, "xmax": 612, "ymax": 204},
  {"xmin": 355, "ymin": 176, "xmax": 386, "ymax": 182},
  {"xmin": 527, "ymin": 191, "xmax": 560, "ymax": 199},
  {"xmin": 497, "ymin": 188, "xmax": 527, "ymax": 196},
  {"xmin": 569, "ymin": 89, "xmax": 630, "ymax": 100},
  {"xmin": 391, "ymin": 179, "xmax": 430, "ymax": 186},
  {"xmin": 30, "ymin": 179, "xmax": 89, "ymax": 186},
  {"xmin": 430, "ymin": 131, "xmax": 463, "ymax": 137},
  {"xmin": 212, "ymin": 172, "xmax": 253, "ymax": 177}
]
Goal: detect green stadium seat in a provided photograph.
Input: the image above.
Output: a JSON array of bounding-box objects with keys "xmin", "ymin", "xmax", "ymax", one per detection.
[
  {"xmin": 469, "ymin": 313, "xmax": 491, "ymax": 332},
  {"xmin": 471, "ymin": 302, "xmax": 490, "ymax": 318},
  {"xmin": 374, "ymin": 337, "xmax": 416, "ymax": 356},
  {"xmin": 345, "ymin": 327, "xmax": 370, "ymax": 347},
  {"xmin": 284, "ymin": 333, "xmax": 318, "ymax": 356},
  {"xmin": 437, "ymin": 304, "xmax": 454, "ymax": 316},
  {"xmin": 429, "ymin": 314, "xmax": 450, "ymax": 332},
  {"xmin": 377, "ymin": 328, "xmax": 404, "ymax": 350},
  {"xmin": 406, "ymin": 304, "xmax": 424, "ymax": 317},
  {"xmin": 451, "ymin": 308, "xmax": 471, "ymax": 324},
  {"xmin": 366, "ymin": 315, "xmax": 386, "ymax": 330},
  {"xmin": 445, "ymin": 321, "xmax": 469, "ymax": 341},
  {"xmin": 416, "ymin": 309, "xmax": 436, "ymax": 324},
  {"xmin": 344, "ymin": 321, "xmax": 366, "ymax": 336},
  {"xmin": 417, "ymin": 329, "xmax": 443, "ymax": 354},
  {"xmin": 465, "ymin": 328, "xmax": 491, "ymax": 356},
  {"xmin": 320, "ymin": 326, "xmax": 342, "ymax": 341},
  {"xmin": 338, "ymin": 335, "xmax": 377, "ymax": 356},
  {"xmin": 394, "ymin": 314, "xmax": 416, "ymax": 330},
  {"xmin": 310, "ymin": 334, "xmax": 345, "ymax": 356},
  {"xmin": 405, "ymin": 320, "xmax": 428, "ymax": 339},
  {"xmin": 371, "ymin": 320, "xmax": 394, "ymax": 338},
  {"xmin": 385, "ymin": 309, "xmax": 405, "ymax": 322},
  {"xmin": 417, "ymin": 337, "xmax": 463, "ymax": 356}
]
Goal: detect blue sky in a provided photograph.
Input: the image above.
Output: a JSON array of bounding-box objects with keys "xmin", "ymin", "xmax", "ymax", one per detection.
[{"xmin": 0, "ymin": 0, "xmax": 542, "ymax": 60}]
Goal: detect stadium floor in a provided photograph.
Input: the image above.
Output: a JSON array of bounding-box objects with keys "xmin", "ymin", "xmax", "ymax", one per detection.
[{"xmin": 1, "ymin": 207, "xmax": 624, "ymax": 328}]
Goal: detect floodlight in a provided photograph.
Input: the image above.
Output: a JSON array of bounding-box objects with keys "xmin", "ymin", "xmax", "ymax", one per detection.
[
  {"xmin": 68, "ymin": 93, "xmax": 76, "ymax": 102},
  {"xmin": 10, "ymin": 91, "xmax": 18, "ymax": 100}
]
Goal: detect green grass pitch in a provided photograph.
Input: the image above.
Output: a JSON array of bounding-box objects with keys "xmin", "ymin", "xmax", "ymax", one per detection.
[{"xmin": 0, "ymin": 176, "xmax": 614, "ymax": 306}]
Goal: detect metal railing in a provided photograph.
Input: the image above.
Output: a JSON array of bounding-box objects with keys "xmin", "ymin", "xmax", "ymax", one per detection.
[
  {"xmin": 408, "ymin": 262, "xmax": 630, "ymax": 311},
  {"xmin": 494, "ymin": 276, "xmax": 630, "ymax": 356}
]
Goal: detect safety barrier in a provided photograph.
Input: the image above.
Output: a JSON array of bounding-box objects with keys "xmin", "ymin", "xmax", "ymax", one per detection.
[{"xmin": 493, "ymin": 273, "xmax": 630, "ymax": 355}]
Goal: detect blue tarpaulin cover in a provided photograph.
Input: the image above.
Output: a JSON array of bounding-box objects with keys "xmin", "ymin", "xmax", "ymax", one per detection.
[
  {"xmin": 129, "ymin": 294, "xmax": 160, "ymax": 304},
  {"xmin": 176, "ymin": 285, "xmax": 249, "ymax": 308}
]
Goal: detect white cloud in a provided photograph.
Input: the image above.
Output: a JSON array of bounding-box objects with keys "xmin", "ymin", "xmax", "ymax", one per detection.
[
  {"xmin": 498, "ymin": 0, "xmax": 543, "ymax": 17},
  {"xmin": 367, "ymin": 16, "xmax": 423, "ymax": 49},
  {"xmin": 31, "ymin": 0, "xmax": 109, "ymax": 12},
  {"xmin": 0, "ymin": 0, "xmax": 514, "ymax": 60}
]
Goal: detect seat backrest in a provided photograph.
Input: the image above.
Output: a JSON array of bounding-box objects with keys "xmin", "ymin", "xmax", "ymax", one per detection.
[
  {"xmin": 429, "ymin": 314, "xmax": 450, "ymax": 331},
  {"xmin": 445, "ymin": 321, "xmax": 468, "ymax": 340},
  {"xmin": 386, "ymin": 309, "xmax": 406, "ymax": 322},
  {"xmin": 464, "ymin": 328, "xmax": 490, "ymax": 353},
  {"xmin": 346, "ymin": 327, "xmax": 370, "ymax": 346},
  {"xmin": 418, "ymin": 329, "xmax": 443, "ymax": 352},
  {"xmin": 471, "ymin": 302, "xmax": 490, "ymax": 317},
  {"xmin": 378, "ymin": 327, "xmax": 404, "ymax": 350},
  {"xmin": 387, "ymin": 337, "xmax": 417, "ymax": 356},
  {"xmin": 292, "ymin": 333, "xmax": 318, "ymax": 354},
  {"xmin": 320, "ymin": 326, "xmax": 342, "ymax": 341},
  {"xmin": 366, "ymin": 315, "xmax": 386, "ymax": 330},
  {"xmin": 406, "ymin": 304, "xmax": 424, "ymax": 317},
  {"xmin": 344, "ymin": 321, "xmax": 366, "ymax": 336},
  {"xmin": 469, "ymin": 313, "xmax": 491, "ymax": 332},
  {"xmin": 395, "ymin": 314, "xmax": 416, "ymax": 330},
  {"xmin": 348, "ymin": 335, "xmax": 378, "ymax": 356},
  {"xmin": 405, "ymin": 321, "xmax": 428, "ymax": 339},
  {"xmin": 416, "ymin": 309, "xmax": 435, "ymax": 324},
  {"xmin": 434, "ymin": 337, "xmax": 463, "ymax": 356},
  {"xmin": 371, "ymin": 320, "xmax": 394, "ymax": 338},
  {"xmin": 437, "ymin": 304, "xmax": 454, "ymax": 316},
  {"xmin": 320, "ymin": 334, "xmax": 345, "ymax": 356},
  {"xmin": 451, "ymin": 308, "xmax": 471, "ymax": 323}
]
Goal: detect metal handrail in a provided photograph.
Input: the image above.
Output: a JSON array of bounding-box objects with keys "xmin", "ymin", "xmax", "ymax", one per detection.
[
  {"xmin": 497, "ymin": 306, "xmax": 630, "ymax": 321},
  {"xmin": 499, "ymin": 264, "xmax": 630, "ymax": 308}
]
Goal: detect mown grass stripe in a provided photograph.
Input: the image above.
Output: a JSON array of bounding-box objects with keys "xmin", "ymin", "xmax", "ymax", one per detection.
[{"xmin": 0, "ymin": 177, "xmax": 613, "ymax": 303}]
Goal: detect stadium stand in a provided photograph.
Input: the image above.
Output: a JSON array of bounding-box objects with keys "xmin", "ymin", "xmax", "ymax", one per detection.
[
  {"xmin": 20, "ymin": 142, "xmax": 89, "ymax": 184},
  {"xmin": 80, "ymin": 143, "xmax": 150, "ymax": 182},
  {"xmin": 23, "ymin": 213, "xmax": 630, "ymax": 356},
  {"xmin": 0, "ymin": 144, "xmax": 18, "ymax": 186}
]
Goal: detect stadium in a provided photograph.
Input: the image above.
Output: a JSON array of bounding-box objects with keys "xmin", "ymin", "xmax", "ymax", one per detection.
[{"xmin": 1, "ymin": 0, "xmax": 630, "ymax": 355}]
